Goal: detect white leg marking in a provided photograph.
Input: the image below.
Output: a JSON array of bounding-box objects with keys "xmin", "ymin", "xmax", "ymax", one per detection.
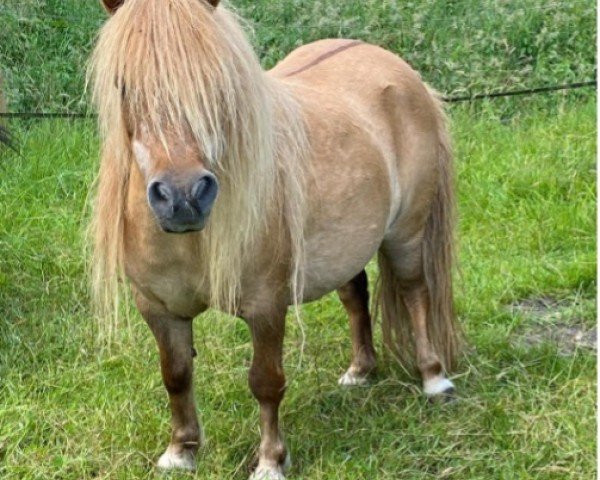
[
  {"xmin": 338, "ymin": 369, "xmax": 369, "ymax": 386},
  {"xmin": 249, "ymin": 452, "xmax": 290, "ymax": 480},
  {"xmin": 157, "ymin": 445, "xmax": 196, "ymax": 471},
  {"xmin": 249, "ymin": 466, "xmax": 286, "ymax": 480},
  {"xmin": 423, "ymin": 376, "xmax": 455, "ymax": 397}
]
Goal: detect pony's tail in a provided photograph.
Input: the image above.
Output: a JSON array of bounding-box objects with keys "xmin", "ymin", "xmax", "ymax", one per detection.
[{"xmin": 376, "ymin": 91, "xmax": 461, "ymax": 372}]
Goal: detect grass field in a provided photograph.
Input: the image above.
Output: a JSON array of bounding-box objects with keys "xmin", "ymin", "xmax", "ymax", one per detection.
[
  {"xmin": 0, "ymin": 95, "xmax": 595, "ymax": 479},
  {"xmin": 0, "ymin": 0, "xmax": 597, "ymax": 479}
]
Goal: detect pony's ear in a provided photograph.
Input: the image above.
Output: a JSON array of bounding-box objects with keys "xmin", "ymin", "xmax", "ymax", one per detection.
[
  {"xmin": 100, "ymin": 0, "xmax": 126, "ymax": 14},
  {"xmin": 205, "ymin": 0, "xmax": 220, "ymax": 7}
]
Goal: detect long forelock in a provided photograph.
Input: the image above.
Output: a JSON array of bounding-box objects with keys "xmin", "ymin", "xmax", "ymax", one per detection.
[{"xmin": 92, "ymin": 0, "xmax": 259, "ymax": 163}]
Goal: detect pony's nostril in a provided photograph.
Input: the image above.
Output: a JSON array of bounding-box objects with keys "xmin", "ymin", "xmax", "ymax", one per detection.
[
  {"xmin": 148, "ymin": 181, "xmax": 177, "ymax": 220},
  {"xmin": 191, "ymin": 174, "xmax": 218, "ymax": 210},
  {"xmin": 191, "ymin": 177, "xmax": 209, "ymax": 200},
  {"xmin": 149, "ymin": 181, "xmax": 172, "ymax": 203}
]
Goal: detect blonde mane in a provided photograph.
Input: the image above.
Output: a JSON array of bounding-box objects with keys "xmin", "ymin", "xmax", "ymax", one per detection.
[{"xmin": 89, "ymin": 0, "xmax": 308, "ymax": 325}]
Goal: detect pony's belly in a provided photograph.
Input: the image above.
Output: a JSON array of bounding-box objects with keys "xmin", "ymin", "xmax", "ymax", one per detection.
[
  {"xmin": 302, "ymin": 220, "xmax": 384, "ymax": 302},
  {"xmin": 299, "ymin": 147, "xmax": 392, "ymax": 301}
]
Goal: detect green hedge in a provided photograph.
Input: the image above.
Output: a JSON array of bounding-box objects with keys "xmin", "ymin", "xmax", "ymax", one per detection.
[{"xmin": 0, "ymin": 0, "xmax": 595, "ymax": 113}]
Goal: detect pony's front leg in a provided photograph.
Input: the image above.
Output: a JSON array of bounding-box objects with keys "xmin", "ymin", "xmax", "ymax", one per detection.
[
  {"xmin": 246, "ymin": 307, "xmax": 289, "ymax": 480},
  {"xmin": 134, "ymin": 292, "xmax": 201, "ymax": 471}
]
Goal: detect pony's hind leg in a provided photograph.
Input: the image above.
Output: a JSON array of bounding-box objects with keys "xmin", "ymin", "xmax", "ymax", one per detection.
[
  {"xmin": 379, "ymin": 236, "xmax": 456, "ymax": 400},
  {"xmin": 337, "ymin": 270, "xmax": 377, "ymax": 386},
  {"xmin": 134, "ymin": 290, "xmax": 201, "ymax": 471},
  {"xmin": 401, "ymin": 284, "xmax": 455, "ymax": 398}
]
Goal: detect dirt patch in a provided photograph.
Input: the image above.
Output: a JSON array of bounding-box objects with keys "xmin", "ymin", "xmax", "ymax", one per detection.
[
  {"xmin": 510, "ymin": 296, "xmax": 597, "ymax": 355},
  {"xmin": 510, "ymin": 296, "xmax": 570, "ymax": 318},
  {"xmin": 515, "ymin": 322, "xmax": 596, "ymax": 355}
]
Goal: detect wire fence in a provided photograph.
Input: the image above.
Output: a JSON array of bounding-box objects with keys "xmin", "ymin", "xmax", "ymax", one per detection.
[
  {"xmin": 443, "ymin": 80, "xmax": 596, "ymax": 103},
  {"xmin": 0, "ymin": 79, "xmax": 595, "ymax": 121},
  {"xmin": 0, "ymin": 0, "xmax": 595, "ymax": 121}
]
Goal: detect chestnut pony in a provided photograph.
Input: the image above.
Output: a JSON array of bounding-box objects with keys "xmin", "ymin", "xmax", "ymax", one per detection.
[{"xmin": 90, "ymin": 0, "xmax": 461, "ymax": 478}]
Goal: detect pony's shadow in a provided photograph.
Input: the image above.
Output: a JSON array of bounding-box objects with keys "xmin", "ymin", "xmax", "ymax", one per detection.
[{"xmin": 227, "ymin": 366, "xmax": 457, "ymax": 479}]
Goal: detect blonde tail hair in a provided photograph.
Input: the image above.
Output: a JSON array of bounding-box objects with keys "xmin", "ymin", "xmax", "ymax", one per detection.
[{"xmin": 376, "ymin": 90, "xmax": 461, "ymax": 372}]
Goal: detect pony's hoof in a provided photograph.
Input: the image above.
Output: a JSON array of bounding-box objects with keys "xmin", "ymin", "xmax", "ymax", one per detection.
[
  {"xmin": 424, "ymin": 377, "xmax": 456, "ymax": 402},
  {"xmin": 157, "ymin": 446, "xmax": 196, "ymax": 471},
  {"xmin": 249, "ymin": 452, "xmax": 290, "ymax": 480},
  {"xmin": 338, "ymin": 370, "xmax": 368, "ymax": 386},
  {"xmin": 249, "ymin": 467, "xmax": 286, "ymax": 480}
]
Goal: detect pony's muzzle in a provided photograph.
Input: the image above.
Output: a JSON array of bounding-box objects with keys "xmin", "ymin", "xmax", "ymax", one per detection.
[{"xmin": 147, "ymin": 172, "xmax": 218, "ymax": 233}]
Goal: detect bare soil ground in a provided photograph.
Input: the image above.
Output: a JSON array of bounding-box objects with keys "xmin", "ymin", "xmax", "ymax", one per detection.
[{"xmin": 511, "ymin": 297, "xmax": 596, "ymax": 355}]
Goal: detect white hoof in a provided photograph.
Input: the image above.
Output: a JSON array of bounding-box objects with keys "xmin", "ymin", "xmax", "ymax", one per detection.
[
  {"xmin": 157, "ymin": 446, "xmax": 196, "ymax": 471},
  {"xmin": 249, "ymin": 452, "xmax": 290, "ymax": 480},
  {"xmin": 423, "ymin": 377, "xmax": 455, "ymax": 397},
  {"xmin": 338, "ymin": 370, "xmax": 368, "ymax": 386},
  {"xmin": 249, "ymin": 466, "xmax": 286, "ymax": 480}
]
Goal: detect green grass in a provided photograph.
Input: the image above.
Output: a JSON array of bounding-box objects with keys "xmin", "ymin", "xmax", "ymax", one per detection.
[
  {"xmin": 0, "ymin": 0, "xmax": 596, "ymax": 112},
  {"xmin": 0, "ymin": 0, "xmax": 596, "ymax": 477},
  {"xmin": 0, "ymin": 97, "xmax": 595, "ymax": 478}
]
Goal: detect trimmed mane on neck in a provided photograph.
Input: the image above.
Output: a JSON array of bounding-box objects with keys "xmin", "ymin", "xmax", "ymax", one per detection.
[{"xmin": 89, "ymin": 0, "xmax": 308, "ymax": 327}]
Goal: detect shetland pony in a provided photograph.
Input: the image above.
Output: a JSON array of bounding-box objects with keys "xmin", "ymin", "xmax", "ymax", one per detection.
[{"xmin": 90, "ymin": 0, "xmax": 461, "ymax": 478}]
